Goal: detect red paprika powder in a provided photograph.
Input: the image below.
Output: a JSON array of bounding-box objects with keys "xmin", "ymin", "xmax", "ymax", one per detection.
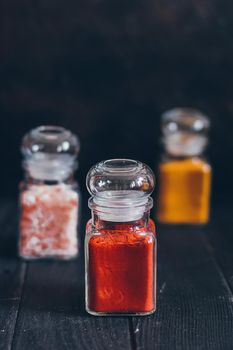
[{"xmin": 85, "ymin": 159, "xmax": 157, "ymax": 316}]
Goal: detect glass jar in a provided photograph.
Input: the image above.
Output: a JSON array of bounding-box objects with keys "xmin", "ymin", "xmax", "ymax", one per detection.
[
  {"xmin": 157, "ymin": 108, "xmax": 212, "ymax": 224},
  {"xmin": 85, "ymin": 159, "xmax": 157, "ymax": 316},
  {"xmin": 19, "ymin": 125, "xmax": 80, "ymax": 260}
]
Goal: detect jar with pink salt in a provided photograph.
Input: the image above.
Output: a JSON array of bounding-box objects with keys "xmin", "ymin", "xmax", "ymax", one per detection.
[{"xmin": 19, "ymin": 126, "xmax": 80, "ymax": 260}]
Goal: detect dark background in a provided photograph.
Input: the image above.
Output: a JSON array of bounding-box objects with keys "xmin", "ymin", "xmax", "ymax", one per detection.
[{"xmin": 0, "ymin": 0, "xmax": 232, "ymax": 203}]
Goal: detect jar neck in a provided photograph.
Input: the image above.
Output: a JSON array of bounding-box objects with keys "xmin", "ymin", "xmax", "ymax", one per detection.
[
  {"xmin": 92, "ymin": 210, "xmax": 150, "ymax": 231},
  {"xmin": 88, "ymin": 192, "xmax": 153, "ymax": 223},
  {"xmin": 162, "ymin": 132, "xmax": 208, "ymax": 158},
  {"xmin": 22, "ymin": 155, "xmax": 77, "ymax": 182},
  {"xmin": 24, "ymin": 173, "xmax": 76, "ymax": 186}
]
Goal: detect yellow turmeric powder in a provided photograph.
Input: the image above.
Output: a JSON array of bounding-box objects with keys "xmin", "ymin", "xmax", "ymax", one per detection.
[{"xmin": 157, "ymin": 158, "xmax": 211, "ymax": 224}]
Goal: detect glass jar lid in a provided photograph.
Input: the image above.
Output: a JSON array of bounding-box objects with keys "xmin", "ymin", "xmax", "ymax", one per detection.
[
  {"xmin": 22, "ymin": 125, "xmax": 80, "ymax": 156},
  {"xmin": 22, "ymin": 126, "xmax": 80, "ymax": 181},
  {"xmin": 86, "ymin": 159, "xmax": 155, "ymax": 197},
  {"xmin": 161, "ymin": 108, "xmax": 210, "ymax": 157},
  {"xmin": 86, "ymin": 159, "xmax": 155, "ymax": 221}
]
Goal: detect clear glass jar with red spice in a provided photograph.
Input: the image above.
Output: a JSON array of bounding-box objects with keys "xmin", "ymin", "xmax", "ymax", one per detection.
[
  {"xmin": 85, "ymin": 159, "xmax": 157, "ymax": 316},
  {"xmin": 19, "ymin": 125, "xmax": 80, "ymax": 260}
]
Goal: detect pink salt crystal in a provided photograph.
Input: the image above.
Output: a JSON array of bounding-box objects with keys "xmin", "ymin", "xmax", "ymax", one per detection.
[{"xmin": 19, "ymin": 184, "xmax": 78, "ymax": 259}]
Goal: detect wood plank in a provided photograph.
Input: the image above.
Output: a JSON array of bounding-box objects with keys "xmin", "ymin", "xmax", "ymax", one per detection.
[
  {"xmin": 204, "ymin": 205, "xmax": 233, "ymax": 292},
  {"xmin": 0, "ymin": 201, "xmax": 26, "ymax": 350},
  {"xmin": 131, "ymin": 225, "xmax": 233, "ymax": 350},
  {"xmin": 12, "ymin": 205, "xmax": 133, "ymax": 350},
  {"xmin": 12, "ymin": 256, "xmax": 132, "ymax": 349}
]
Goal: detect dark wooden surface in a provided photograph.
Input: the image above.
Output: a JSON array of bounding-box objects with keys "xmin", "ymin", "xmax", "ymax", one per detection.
[{"xmin": 0, "ymin": 199, "xmax": 233, "ymax": 350}]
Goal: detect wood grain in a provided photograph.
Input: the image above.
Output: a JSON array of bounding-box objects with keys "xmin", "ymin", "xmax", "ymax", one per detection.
[
  {"xmin": 0, "ymin": 201, "xmax": 26, "ymax": 350},
  {"xmin": 11, "ymin": 206, "xmax": 132, "ymax": 349},
  {"xmin": 1, "ymin": 201, "xmax": 233, "ymax": 349},
  {"xmin": 131, "ymin": 225, "xmax": 233, "ymax": 350},
  {"xmin": 204, "ymin": 205, "xmax": 233, "ymax": 293},
  {"xmin": 11, "ymin": 258, "xmax": 132, "ymax": 350}
]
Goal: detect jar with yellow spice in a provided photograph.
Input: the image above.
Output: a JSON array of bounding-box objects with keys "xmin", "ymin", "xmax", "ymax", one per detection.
[{"xmin": 157, "ymin": 108, "xmax": 212, "ymax": 224}]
